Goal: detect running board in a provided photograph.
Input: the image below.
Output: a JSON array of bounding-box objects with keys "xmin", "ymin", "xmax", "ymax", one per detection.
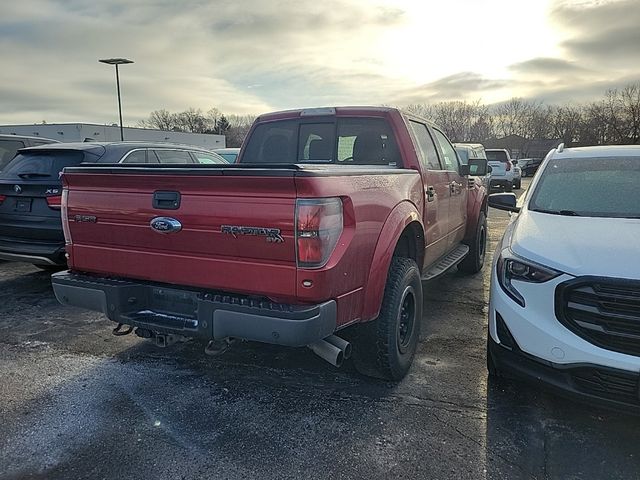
[{"xmin": 422, "ymin": 244, "xmax": 469, "ymax": 280}]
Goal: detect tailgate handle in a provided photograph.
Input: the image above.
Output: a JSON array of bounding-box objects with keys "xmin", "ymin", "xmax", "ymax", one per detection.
[{"xmin": 153, "ymin": 191, "xmax": 181, "ymax": 210}]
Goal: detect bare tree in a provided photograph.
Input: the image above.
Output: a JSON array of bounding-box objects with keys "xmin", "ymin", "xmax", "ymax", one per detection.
[{"xmin": 138, "ymin": 109, "xmax": 178, "ymax": 131}]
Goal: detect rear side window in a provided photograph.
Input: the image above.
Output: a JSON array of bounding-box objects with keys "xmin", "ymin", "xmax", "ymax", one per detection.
[
  {"xmin": 121, "ymin": 150, "xmax": 147, "ymax": 163},
  {"xmin": 242, "ymin": 117, "xmax": 400, "ymax": 166},
  {"xmin": 0, "ymin": 140, "xmax": 26, "ymax": 170},
  {"xmin": 486, "ymin": 150, "xmax": 508, "ymax": 162},
  {"xmin": 1, "ymin": 151, "xmax": 84, "ymax": 179}
]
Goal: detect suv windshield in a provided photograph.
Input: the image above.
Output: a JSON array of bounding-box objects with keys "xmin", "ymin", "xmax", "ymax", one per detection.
[
  {"xmin": 242, "ymin": 117, "xmax": 400, "ymax": 166},
  {"xmin": 486, "ymin": 151, "xmax": 508, "ymax": 162},
  {"xmin": 1, "ymin": 151, "xmax": 84, "ymax": 180},
  {"xmin": 529, "ymin": 156, "xmax": 640, "ymax": 218}
]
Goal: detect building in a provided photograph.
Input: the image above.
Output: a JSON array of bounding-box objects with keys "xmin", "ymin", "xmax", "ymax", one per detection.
[{"xmin": 0, "ymin": 123, "xmax": 225, "ymax": 149}]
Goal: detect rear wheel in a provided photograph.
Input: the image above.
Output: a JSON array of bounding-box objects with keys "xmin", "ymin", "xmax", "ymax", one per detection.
[
  {"xmin": 351, "ymin": 257, "xmax": 422, "ymax": 380},
  {"xmin": 458, "ymin": 211, "xmax": 487, "ymax": 274}
]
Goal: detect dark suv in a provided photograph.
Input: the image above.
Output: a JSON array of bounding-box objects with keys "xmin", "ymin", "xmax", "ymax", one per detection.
[{"xmin": 0, "ymin": 142, "xmax": 226, "ymax": 267}]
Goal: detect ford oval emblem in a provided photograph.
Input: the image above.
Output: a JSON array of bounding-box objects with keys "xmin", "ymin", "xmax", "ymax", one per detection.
[{"xmin": 150, "ymin": 217, "xmax": 182, "ymax": 234}]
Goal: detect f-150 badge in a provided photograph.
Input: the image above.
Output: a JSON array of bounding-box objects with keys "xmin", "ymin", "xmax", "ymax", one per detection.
[{"xmin": 221, "ymin": 225, "xmax": 284, "ymax": 243}]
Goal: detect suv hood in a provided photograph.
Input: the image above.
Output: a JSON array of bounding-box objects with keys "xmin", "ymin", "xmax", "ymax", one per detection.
[{"xmin": 510, "ymin": 210, "xmax": 640, "ymax": 279}]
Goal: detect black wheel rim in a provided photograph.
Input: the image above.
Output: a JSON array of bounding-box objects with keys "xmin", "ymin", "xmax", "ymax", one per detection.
[
  {"xmin": 397, "ymin": 286, "xmax": 416, "ymax": 354},
  {"xmin": 479, "ymin": 223, "xmax": 486, "ymax": 260}
]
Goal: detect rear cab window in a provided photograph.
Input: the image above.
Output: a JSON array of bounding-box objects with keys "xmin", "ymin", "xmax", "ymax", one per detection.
[
  {"xmin": 1, "ymin": 151, "xmax": 85, "ymax": 180},
  {"xmin": 486, "ymin": 150, "xmax": 508, "ymax": 162},
  {"xmin": 242, "ymin": 117, "xmax": 401, "ymax": 166}
]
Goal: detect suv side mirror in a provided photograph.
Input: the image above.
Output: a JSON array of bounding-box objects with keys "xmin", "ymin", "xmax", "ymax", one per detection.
[
  {"xmin": 512, "ymin": 160, "xmax": 518, "ymax": 165},
  {"xmin": 462, "ymin": 158, "xmax": 488, "ymax": 176},
  {"xmin": 488, "ymin": 193, "xmax": 520, "ymax": 213}
]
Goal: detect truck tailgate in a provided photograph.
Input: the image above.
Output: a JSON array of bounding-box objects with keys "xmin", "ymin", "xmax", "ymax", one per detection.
[{"xmin": 63, "ymin": 168, "xmax": 298, "ymax": 299}]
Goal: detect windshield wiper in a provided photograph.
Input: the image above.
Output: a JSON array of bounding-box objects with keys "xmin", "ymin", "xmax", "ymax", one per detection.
[
  {"xmin": 17, "ymin": 172, "xmax": 51, "ymax": 178},
  {"xmin": 531, "ymin": 208, "xmax": 581, "ymax": 216}
]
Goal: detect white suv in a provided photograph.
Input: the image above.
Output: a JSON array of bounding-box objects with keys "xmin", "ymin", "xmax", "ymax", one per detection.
[
  {"xmin": 487, "ymin": 145, "xmax": 640, "ymax": 411},
  {"xmin": 486, "ymin": 149, "xmax": 515, "ymax": 192}
]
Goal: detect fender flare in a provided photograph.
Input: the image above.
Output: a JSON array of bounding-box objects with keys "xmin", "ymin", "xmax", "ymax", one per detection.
[
  {"xmin": 464, "ymin": 188, "xmax": 487, "ymax": 244},
  {"xmin": 361, "ymin": 201, "xmax": 423, "ymax": 322}
]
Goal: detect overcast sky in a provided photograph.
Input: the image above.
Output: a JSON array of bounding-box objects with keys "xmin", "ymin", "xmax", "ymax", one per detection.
[{"xmin": 1, "ymin": 0, "xmax": 639, "ymax": 125}]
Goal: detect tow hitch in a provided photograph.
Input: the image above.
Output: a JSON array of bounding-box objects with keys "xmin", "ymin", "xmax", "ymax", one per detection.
[{"xmin": 133, "ymin": 327, "xmax": 189, "ymax": 347}]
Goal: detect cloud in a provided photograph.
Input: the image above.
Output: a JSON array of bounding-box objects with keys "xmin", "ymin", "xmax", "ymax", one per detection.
[
  {"xmin": 510, "ymin": 57, "xmax": 589, "ymax": 75},
  {"xmin": 0, "ymin": 0, "xmax": 406, "ymax": 123},
  {"xmin": 551, "ymin": 0, "xmax": 640, "ymax": 65},
  {"xmin": 397, "ymin": 72, "xmax": 509, "ymax": 104}
]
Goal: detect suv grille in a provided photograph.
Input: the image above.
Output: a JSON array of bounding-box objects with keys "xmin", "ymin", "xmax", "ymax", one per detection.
[{"xmin": 556, "ymin": 277, "xmax": 640, "ymax": 357}]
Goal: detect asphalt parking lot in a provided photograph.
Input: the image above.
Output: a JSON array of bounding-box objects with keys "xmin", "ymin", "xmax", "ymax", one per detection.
[{"xmin": 1, "ymin": 177, "xmax": 639, "ymax": 480}]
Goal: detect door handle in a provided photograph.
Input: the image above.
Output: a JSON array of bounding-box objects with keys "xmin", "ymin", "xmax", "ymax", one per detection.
[{"xmin": 426, "ymin": 186, "xmax": 436, "ymax": 202}]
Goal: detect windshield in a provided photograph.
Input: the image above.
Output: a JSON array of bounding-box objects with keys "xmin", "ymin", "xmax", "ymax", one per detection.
[
  {"xmin": 486, "ymin": 151, "xmax": 508, "ymax": 162},
  {"xmin": 1, "ymin": 151, "xmax": 84, "ymax": 180},
  {"xmin": 242, "ymin": 117, "xmax": 400, "ymax": 166},
  {"xmin": 529, "ymin": 156, "xmax": 640, "ymax": 218}
]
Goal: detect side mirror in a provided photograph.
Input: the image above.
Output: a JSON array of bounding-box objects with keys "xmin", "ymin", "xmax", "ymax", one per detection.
[
  {"xmin": 488, "ymin": 193, "xmax": 520, "ymax": 213},
  {"xmin": 488, "ymin": 165, "xmax": 493, "ymax": 173},
  {"xmin": 511, "ymin": 160, "xmax": 518, "ymax": 165},
  {"xmin": 466, "ymin": 158, "xmax": 488, "ymax": 176}
]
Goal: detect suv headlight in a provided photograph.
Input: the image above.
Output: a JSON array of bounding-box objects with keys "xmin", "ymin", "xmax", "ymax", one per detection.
[{"xmin": 496, "ymin": 248, "xmax": 561, "ymax": 307}]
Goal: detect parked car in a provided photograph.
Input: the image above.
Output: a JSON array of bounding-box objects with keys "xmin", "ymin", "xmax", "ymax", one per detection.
[
  {"xmin": 511, "ymin": 160, "xmax": 522, "ymax": 189},
  {"xmin": 519, "ymin": 158, "xmax": 543, "ymax": 177},
  {"xmin": 213, "ymin": 147, "xmax": 240, "ymax": 163},
  {"xmin": 0, "ymin": 142, "xmax": 226, "ymax": 267},
  {"xmin": 487, "ymin": 144, "xmax": 640, "ymax": 411},
  {"xmin": 485, "ymin": 149, "xmax": 515, "ymax": 191},
  {"xmin": 454, "ymin": 143, "xmax": 490, "ymax": 190},
  {"xmin": 52, "ymin": 106, "xmax": 489, "ymax": 380},
  {"xmin": 0, "ymin": 134, "xmax": 58, "ymax": 171}
]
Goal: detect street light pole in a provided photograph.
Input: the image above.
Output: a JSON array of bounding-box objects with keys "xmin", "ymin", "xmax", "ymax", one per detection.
[
  {"xmin": 99, "ymin": 58, "xmax": 134, "ymax": 141},
  {"xmin": 115, "ymin": 64, "xmax": 124, "ymax": 141}
]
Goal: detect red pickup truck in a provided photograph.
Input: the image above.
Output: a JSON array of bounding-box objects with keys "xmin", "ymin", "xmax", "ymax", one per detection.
[{"xmin": 52, "ymin": 107, "xmax": 489, "ymax": 380}]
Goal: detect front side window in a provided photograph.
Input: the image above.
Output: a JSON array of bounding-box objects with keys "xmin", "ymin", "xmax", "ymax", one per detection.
[
  {"xmin": 192, "ymin": 152, "xmax": 226, "ymax": 164},
  {"xmin": 529, "ymin": 156, "xmax": 640, "ymax": 218},
  {"xmin": 242, "ymin": 117, "xmax": 400, "ymax": 166},
  {"xmin": 410, "ymin": 121, "xmax": 442, "ymax": 170},
  {"xmin": 153, "ymin": 150, "xmax": 193, "ymax": 164},
  {"xmin": 432, "ymin": 129, "xmax": 459, "ymax": 172}
]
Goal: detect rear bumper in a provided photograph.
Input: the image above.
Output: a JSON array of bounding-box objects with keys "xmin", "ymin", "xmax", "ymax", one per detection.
[
  {"xmin": 489, "ymin": 335, "xmax": 640, "ymax": 413},
  {"xmin": 51, "ymin": 271, "xmax": 337, "ymax": 347},
  {"xmin": 0, "ymin": 236, "xmax": 65, "ymax": 265},
  {"xmin": 489, "ymin": 179, "xmax": 512, "ymax": 190}
]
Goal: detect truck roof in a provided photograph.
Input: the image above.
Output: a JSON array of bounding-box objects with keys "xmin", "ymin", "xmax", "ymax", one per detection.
[{"xmin": 256, "ymin": 106, "xmax": 440, "ymax": 130}]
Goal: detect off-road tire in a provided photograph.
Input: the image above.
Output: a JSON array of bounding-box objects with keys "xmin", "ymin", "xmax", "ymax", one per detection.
[
  {"xmin": 351, "ymin": 257, "xmax": 422, "ymax": 380},
  {"xmin": 458, "ymin": 212, "xmax": 487, "ymax": 274}
]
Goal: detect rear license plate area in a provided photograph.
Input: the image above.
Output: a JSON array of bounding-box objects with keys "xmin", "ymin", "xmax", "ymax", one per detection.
[
  {"xmin": 150, "ymin": 287, "xmax": 198, "ymax": 317},
  {"xmin": 15, "ymin": 199, "xmax": 32, "ymax": 212}
]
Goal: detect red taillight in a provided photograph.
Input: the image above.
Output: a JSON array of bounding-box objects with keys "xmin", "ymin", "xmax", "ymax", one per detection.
[
  {"xmin": 0, "ymin": 195, "xmax": 5, "ymax": 204},
  {"xmin": 61, "ymin": 190, "xmax": 72, "ymax": 245},
  {"xmin": 505, "ymin": 161, "xmax": 511, "ymax": 171},
  {"xmin": 46, "ymin": 195, "xmax": 62, "ymax": 210},
  {"xmin": 296, "ymin": 198, "xmax": 343, "ymax": 268}
]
